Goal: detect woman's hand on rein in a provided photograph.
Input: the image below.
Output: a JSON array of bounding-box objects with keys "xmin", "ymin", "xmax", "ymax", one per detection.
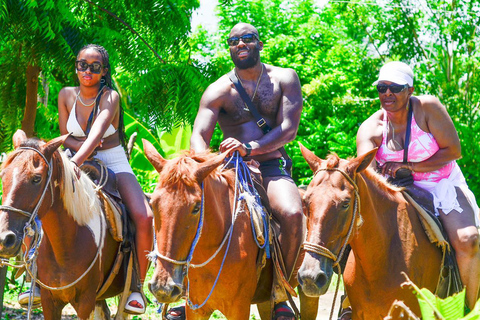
[{"xmin": 380, "ymin": 161, "xmax": 415, "ymax": 177}]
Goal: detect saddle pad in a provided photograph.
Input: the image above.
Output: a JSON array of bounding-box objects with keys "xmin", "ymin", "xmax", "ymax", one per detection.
[
  {"xmin": 402, "ymin": 191, "xmax": 448, "ymax": 249},
  {"xmin": 98, "ymin": 190, "xmax": 123, "ymax": 242}
]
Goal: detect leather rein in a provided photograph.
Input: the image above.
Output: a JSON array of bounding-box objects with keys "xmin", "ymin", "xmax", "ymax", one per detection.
[{"xmin": 302, "ymin": 167, "xmax": 361, "ymax": 320}]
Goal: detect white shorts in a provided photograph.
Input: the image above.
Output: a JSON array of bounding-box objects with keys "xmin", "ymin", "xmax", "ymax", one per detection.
[
  {"xmin": 94, "ymin": 145, "xmax": 134, "ymax": 175},
  {"xmin": 415, "ymin": 164, "xmax": 480, "ymax": 227}
]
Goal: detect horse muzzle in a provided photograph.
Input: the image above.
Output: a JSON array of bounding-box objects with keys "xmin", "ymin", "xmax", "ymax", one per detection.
[
  {"xmin": 148, "ymin": 266, "xmax": 184, "ymax": 303},
  {"xmin": 297, "ymin": 252, "xmax": 333, "ymax": 297},
  {"xmin": 0, "ymin": 230, "xmax": 22, "ymax": 258}
]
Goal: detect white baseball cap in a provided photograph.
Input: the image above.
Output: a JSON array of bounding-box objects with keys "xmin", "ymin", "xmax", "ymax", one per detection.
[{"xmin": 373, "ymin": 61, "xmax": 414, "ymax": 86}]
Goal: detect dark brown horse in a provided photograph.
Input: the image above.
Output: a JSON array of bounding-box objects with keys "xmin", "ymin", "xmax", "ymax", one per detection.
[
  {"xmin": 0, "ymin": 131, "xmax": 128, "ymax": 319},
  {"xmin": 297, "ymin": 145, "xmax": 442, "ymax": 319},
  {"xmin": 143, "ymin": 139, "xmax": 318, "ymax": 320}
]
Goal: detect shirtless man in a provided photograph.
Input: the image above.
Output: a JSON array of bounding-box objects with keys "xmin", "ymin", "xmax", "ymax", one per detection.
[{"xmin": 166, "ymin": 22, "xmax": 304, "ymax": 320}]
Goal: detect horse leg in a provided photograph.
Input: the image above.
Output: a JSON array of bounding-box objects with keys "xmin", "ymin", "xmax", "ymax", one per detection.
[
  {"xmin": 257, "ymin": 301, "xmax": 271, "ymax": 320},
  {"xmin": 41, "ymin": 298, "xmax": 65, "ymax": 320},
  {"xmin": 87, "ymin": 300, "xmax": 111, "ymax": 320},
  {"xmin": 298, "ymin": 286, "xmax": 319, "ymax": 320}
]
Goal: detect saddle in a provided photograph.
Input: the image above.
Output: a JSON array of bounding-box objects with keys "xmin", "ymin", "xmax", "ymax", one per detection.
[
  {"xmin": 81, "ymin": 159, "xmax": 125, "ymax": 242},
  {"xmin": 80, "ymin": 159, "xmax": 144, "ymax": 304},
  {"xmin": 401, "ymin": 184, "xmax": 463, "ymax": 298},
  {"xmin": 235, "ymin": 163, "xmax": 299, "ymax": 315}
]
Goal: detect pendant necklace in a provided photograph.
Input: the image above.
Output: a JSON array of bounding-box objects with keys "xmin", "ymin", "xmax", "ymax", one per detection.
[{"xmin": 235, "ymin": 64, "xmax": 264, "ymax": 112}]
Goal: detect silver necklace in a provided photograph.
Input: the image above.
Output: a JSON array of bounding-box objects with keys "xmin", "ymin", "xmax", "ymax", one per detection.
[
  {"xmin": 76, "ymin": 89, "xmax": 102, "ymax": 107},
  {"xmin": 235, "ymin": 64, "xmax": 264, "ymax": 111},
  {"xmin": 388, "ymin": 119, "xmax": 403, "ymax": 150}
]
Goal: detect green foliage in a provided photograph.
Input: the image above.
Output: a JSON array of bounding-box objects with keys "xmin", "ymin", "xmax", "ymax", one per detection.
[{"xmin": 0, "ymin": 0, "xmax": 203, "ymax": 152}]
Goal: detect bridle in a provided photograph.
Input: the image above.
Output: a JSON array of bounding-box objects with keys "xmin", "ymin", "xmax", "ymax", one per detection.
[
  {"xmin": 0, "ymin": 147, "xmax": 105, "ymax": 318},
  {"xmin": 148, "ymin": 155, "xmax": 247, "ymax": 311},
  {"xmin": 301, "ymin": 167, "xmax": 362, "ymax": 320}
]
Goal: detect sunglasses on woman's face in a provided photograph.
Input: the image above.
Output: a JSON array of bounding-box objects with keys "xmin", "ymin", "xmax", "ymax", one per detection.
[
  {"xmin": 376, "ymin": 83, "xmax": 409, "ymax": 94},
  {"xmin": 75, "ymin": 60, "xmax": 103, "ymax": 74},
  {"xmin": 227, "ymin": 33, "xmax": 258, "ymax": 46}
]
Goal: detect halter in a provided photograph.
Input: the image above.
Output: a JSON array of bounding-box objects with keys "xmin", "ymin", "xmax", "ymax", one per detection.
[
  {"xmin": 147, "ymin": 154, "xmax": 250, "ymax": 310},
  {"xmin": 0, "ymin": 146, "xmax": 105, "ymax": 318},
  {"xmin": 302, "ymin": 167, "xmax": 361, "ymax": 320}
]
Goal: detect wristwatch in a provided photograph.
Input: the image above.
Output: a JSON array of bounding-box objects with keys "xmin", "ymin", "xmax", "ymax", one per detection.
[{"xmin": 243, "ymin": 142, "xmax": 252, "ymax": 157}]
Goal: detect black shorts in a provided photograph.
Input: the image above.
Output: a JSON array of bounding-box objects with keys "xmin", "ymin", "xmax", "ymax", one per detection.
[{"xmin": 259, "ymin": 158, "xmax": 292, "ymax": 178}]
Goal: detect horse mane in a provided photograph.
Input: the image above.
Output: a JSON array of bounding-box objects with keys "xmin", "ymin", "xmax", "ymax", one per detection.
[
  {"xmin": 57, "ymin": 150, "xmax": 102, "ymax": 225},
  {"xmin": 157, "ymin": 150, "xmax": 234, "ymax": 191},
  {"xmin": 3, "ymin": 139, "xmax": 102, "ymax": 226},
  {"xmin": 324, "ymin": 153, "xmax": 400, "ymax": 200}
]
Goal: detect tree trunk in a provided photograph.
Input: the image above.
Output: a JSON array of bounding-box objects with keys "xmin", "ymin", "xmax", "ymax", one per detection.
[{"xmin": 21, "ymin": 64, "xmax": 40, "ymax": 137}]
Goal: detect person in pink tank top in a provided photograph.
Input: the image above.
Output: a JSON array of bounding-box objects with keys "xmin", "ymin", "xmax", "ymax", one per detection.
[{"xmin": 357, "ymin": 61, "xmax": 480, "ymax": 311}]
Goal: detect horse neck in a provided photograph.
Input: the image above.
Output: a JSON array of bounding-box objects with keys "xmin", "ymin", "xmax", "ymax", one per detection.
[
  {"xmin": 196, "ymin": 175, "xmax": 235, "ymax": 249},
  {"xmin": 349, "ymin": 173, "xmax": 399, "ymax": 262}
]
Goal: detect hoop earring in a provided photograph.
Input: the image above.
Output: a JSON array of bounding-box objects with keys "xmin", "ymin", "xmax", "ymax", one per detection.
[{"xmin": 101, "ymin": 78, "xmax": 106, "ymax": 84}]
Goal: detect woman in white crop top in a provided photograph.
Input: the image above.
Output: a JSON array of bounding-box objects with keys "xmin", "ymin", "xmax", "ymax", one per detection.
[{"xmin": 56, "ymin": 44, "xmax": 152, "ymax": 314}]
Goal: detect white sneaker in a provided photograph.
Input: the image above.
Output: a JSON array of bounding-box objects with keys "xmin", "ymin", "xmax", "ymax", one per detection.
[{"xmin": 18, "ymin": 285, "xmax": 41, "ymax": 309}]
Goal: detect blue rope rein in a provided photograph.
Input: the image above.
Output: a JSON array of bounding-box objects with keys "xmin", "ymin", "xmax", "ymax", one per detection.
[{"xmin": 230, "ymin": 154, "xmax": 271, "ymax": 258}]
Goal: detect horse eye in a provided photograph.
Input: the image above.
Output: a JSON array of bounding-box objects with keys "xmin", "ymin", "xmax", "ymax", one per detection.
[
  {"xmin": 342, "ymin": 199, "xmax": 351, "ymax": 209},
  {"xmin": 192, "ymin": 202, "xmax": 201, "ymax": 215},
  {"xmin": 32, "ymin": 175, "xmax": 42, "ymax": 184}
]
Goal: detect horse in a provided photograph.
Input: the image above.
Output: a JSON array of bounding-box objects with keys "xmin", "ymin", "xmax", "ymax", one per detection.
[
  {"xmin": 143, "ymin": 139, "xmax": 319, "ymax": 320},
  {"xmin": 297, "ymin": 144, "xmax": 443, "ymax": 319},
  {"xmin": 0, "ymin": 130, "xmax": 129, "ymax": 319}
]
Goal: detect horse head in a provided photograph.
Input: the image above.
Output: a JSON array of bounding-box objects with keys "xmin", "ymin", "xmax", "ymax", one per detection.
[
  {"xmin": 0, "ymin": 130, "xmax": 67, "ymax": 258},
  {"xmin": 297, "ymin": 143, "xmax": 376, "ymax": 297},
  {"xmin": 143, "ymin": 139, "xmax": 229, "ymax": 303}
]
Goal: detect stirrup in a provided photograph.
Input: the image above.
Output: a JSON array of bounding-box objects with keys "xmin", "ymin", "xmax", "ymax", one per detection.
[
  {"xmin": 124, "ymin": 291, "xmax": 146, "ymax": 315},
  {"xmin": 18, "ymin": 285, "xmax": 42, "ymax": 309}
]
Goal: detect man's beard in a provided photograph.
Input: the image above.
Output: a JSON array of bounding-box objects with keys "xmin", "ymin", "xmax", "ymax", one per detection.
[{"xmin": 230, "ymin": 47, "xmax": 260, "ymax": 69}]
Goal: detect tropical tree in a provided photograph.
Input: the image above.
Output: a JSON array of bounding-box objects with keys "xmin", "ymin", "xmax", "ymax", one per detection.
[
  {"xmin": 0, "ymin": 0, "xmax": 204, "ymax": 157},
  {"xmin": 188, "ymin": 0, "xmax": 480, "ymax": 198}
]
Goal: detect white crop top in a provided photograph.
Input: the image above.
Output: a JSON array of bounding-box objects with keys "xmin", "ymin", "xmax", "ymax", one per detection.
[{"xmin": 66, "ymin": 94, "xmax": 117, "ymax": 138}]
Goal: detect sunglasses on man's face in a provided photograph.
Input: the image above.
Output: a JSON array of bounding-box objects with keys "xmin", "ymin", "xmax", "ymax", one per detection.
[
  {"xmin": 227, "ymin": 33, "xmax": 258, "ymax": 46},
  {"xmin": 75, "ymin": 60, "xmax": 104, "ymax": 74},
  {"xmin": 376, "ymin": 83, "xmax": 409, "ymax": 94}
]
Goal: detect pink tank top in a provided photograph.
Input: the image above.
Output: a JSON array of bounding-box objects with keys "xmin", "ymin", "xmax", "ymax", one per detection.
[{"xmin": 375, "ymin": 110, "xmax": 455, "ymax": 183}]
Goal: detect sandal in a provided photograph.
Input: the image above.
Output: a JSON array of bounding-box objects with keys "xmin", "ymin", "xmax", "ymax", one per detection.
[
  {"xmin": 165, "ymin": 305, "xmax": 185, "ymax": 320},
  {"xmin": 125, "ymin": 291, "xmax": 146, "ymax": 315},
  {"xmin": 273, "ymin": 302, "xmax": 296, "ymax": 320},
  {"xmin": 338, "ymin": 307, "xmax": 352, "ymax": 320},
  {"xmin": 18, "ymin": 285, "xmax": 42, "ymax": 309}
]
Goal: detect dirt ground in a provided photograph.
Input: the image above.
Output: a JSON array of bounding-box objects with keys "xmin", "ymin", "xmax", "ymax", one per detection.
[{"xmin": 1, "ymin": 291, "xmax": 342, "ymax": 319}]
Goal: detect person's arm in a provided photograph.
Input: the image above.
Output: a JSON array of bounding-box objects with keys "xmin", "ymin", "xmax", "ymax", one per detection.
[
  {"xmin": 69, "ymin": 89, "xmax": 119, "ymax": 166},
  {"xmin": 409, "ymin": 95, "xmax": 461, "ymax": 172},
  {"xmin": 244, "ymin": 68, "xmax": 303, "ymax": 156},
  {"xmin": 356, "ymin": 114, "xmax": 382, "ymax": 170},
  {"xmin": 190, "ymin": 83, "xmax": 223, "ymax": 153}
]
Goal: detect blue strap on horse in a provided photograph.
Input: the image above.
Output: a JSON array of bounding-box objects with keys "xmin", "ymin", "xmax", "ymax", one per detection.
[{"xmin": 225, "ymin": 153, "xmax": 271, "ymax": 258}]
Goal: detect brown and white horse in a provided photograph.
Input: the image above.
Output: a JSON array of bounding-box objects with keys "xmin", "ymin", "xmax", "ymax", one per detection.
[
  {"xmin": 143, "ymin": 139, "xmax": 319, "ymax": 320},
  {"xmin": 0, "ymin": 130, "xmax": 127, "ymax": 319},
  {"xmin": 297, "ymin": 145, "xmax": 442, "ymax": 319}
]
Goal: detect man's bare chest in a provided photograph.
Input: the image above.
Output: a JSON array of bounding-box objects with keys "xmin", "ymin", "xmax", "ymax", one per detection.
[{"xmin": 219, "ymin": 84, "xmax": 282, "ymax": 124}]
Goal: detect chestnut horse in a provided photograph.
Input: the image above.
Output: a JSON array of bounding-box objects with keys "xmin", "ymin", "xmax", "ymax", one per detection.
[
  {"xmin": 143, "ymin": 140, "xmax": 318, "ymax": 320},
  {"xmin": 297, "ymin": 145, "xmax": 442, "ymax": 319},
  {"xmin": 0, "ymin": 131, "xmax": 128, "ymax": 319}
]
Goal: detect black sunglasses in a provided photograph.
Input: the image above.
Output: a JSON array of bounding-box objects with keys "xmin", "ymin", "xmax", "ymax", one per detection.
[
  {"xmin": 227, "ymin": 33, "xmax": 258, "ymax": 46},
  {"xmin": 75, "ymin": 60, "xmax": 104, "ymax": 74},
  {"xmin": 376, "ymin": 83, "xmax": 409, "ymax": 94}
]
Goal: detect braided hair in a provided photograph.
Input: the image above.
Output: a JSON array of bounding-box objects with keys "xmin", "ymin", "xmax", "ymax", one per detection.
[{"xmin": 77, "ymin": 44, "xmax": 127, "ymax": 149}]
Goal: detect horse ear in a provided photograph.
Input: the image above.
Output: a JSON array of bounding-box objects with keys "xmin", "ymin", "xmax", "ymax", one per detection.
[
  {"xmin": 42, "ymin": 134, "xmax": 70, "ymax": 160},
  {"xmin": 142, "ymin": 139, "xmax": 167, "ymax": 173},
  {"xmin": 12, "ymin": 130, "xmax": 27, "ymax": 149},
  {"xmin": 195, "ymin": 150, "xmax": 229, "ymax": 183},
  {"xmin": 347, "ymin": 148, "xmax": 378, "ymax": 174},
  {"xmin": 299, "ymin": 142, "xmax": 323, "ymax": 175}
]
